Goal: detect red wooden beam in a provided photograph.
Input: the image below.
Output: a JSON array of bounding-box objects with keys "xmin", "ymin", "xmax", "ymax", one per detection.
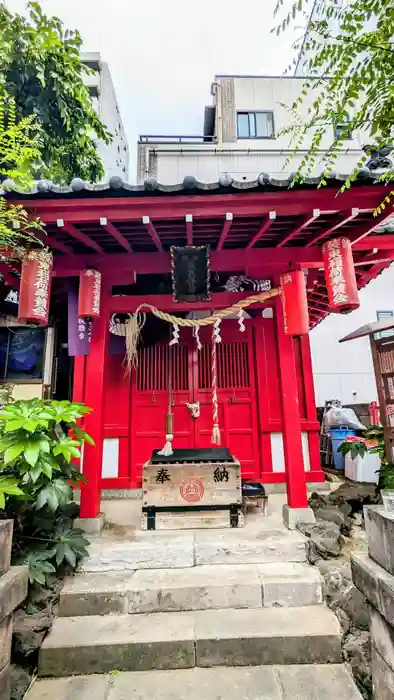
[
  {"xmin": 277, "ymin": 209, "xmax": 321, "ymax": 248},
  {"xmin": 108, "ymin": 291, "xmax": 277, "ymax": 313},
  {"xmin": 62, "ymin": 222, "xmax": 104, "ymax": 253},
  {"xmin": 102, "ymin": 218, "xmax": 133, "ymax": 253},
  {"xmin": 217, "ymin": 213, "xmax": 234, "ymax": 252},
  {"xmin": 355, "ymin": 235, "xmax": 394, "ymax": 251},
  {"xmin": 247, "ymin": 211, "xmax": 276, "ymax": 249},
  {"xmin": 52, "ymin": 246, "xmax": 323, "ymax": 278},
  {"xmin": 186, "ymin": 214, "xmax": 193, "ymax": 246},
  {"xmin": 306, "ymin": 208, "xmax": 360, "ymax": 247},
  {"xmin": 142, "ymin": 216, "xmax": 163, "ymax": 252}
]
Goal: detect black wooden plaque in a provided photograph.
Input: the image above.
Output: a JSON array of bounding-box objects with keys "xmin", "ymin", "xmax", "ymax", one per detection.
[{"xmin": 171, "ymin": 246, "xmax": 210, "ymax": 302}]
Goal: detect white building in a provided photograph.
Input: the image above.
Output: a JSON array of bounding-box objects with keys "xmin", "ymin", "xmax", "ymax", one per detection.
[
  {"xmin": 137, "ymin": 74, "xmax": 366, "ymax": 185},
  {"xmin": 82, "ymin": 53, "xmax": 129, "ymax": 181},
  {"xmin": 136, "ymin": 73, "xmax": 394, "ymax": 408}
]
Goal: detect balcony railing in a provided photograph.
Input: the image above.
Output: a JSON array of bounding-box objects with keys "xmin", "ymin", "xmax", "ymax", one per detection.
[{"xmin": 139, "ymin": 135, "xmax": 216, "ymax": 144}]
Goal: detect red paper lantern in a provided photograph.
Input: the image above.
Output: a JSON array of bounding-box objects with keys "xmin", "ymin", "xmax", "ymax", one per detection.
[
  {"xmin": 78, "ymin": 269, "xmax": 102, "ymax": 319},
  {"xmin": 322, "ymin": 237, "xmax": 359, "ymax": 313},
  {"xmin": 18, "ymin": 249, "xmax": 53, "ymax": 326},
  {"xmin": 280, "ymin": 270, "xmax": 309, "ymax": 336}
]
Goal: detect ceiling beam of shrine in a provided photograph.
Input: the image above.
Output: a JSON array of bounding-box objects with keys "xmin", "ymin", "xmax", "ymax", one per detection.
[
  {"xmin": 217, "ymin": 213, "xmax": 234, "ymax": 252},
  {"xmin": 142, "ymin": 216, "xmax": 163, "ymax": 252},
  {"xmin": 62, "ymin": 222, "xmax": 104, "ymax": 253},
  {"xmin": 247, "ymin": 212, "xmax": 276, "ymax": 249},
  {"xmin": 101, "ymin": 218, "xmax": 133, "ymax": 253},
  {"xmin": 186, "ymin": 214, "xmax": 193, "ymax": 245},
  {"xmin": 276, "ymin": 210, "xmax": 321, "ymax": 248},
  {"xmin": 305, "ymin": 208, "xmax": 360, "ymax": 247},
  {"xmin": 45, "ymin": 236, "xmax": 73, "ymax": 256},
  {"xmin": 349, "ymin": 211, "xmax": 394, "ymax": 246}
]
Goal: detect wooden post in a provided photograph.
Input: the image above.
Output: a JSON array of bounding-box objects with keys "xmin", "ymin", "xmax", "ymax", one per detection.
[
  {"xmin": 79, "ymin": 281, "xmax": 109, "ymax": 519},
  {"xmin": 275, "ymin": 296, "xmax": 309, "ymax": 509}
]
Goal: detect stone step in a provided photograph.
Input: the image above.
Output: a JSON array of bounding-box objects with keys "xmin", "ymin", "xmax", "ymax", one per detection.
[
  {"xmin": 81, "ymin": 530, "xmax": 306, "ymax": 572},
  {"xmin": 59, "ymin": 563, "xmax": 322, "ymax": 617},
  {"xmin": 27, "ymin": 665, "xmax": 363, "ymax": 700},
  {"xmin": 39, "ymin": 606, "xmax": 341, "ymax": 677}
]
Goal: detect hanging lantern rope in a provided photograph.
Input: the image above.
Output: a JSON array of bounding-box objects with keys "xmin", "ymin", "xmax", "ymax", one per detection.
[
  {"xmin": 157, "ymin": 342, "xmax": 174, "ymax": 457},
  {"xmin": 211, "ymin": 321, "xmax": 221, "ymax": 445},
  {"xmin": 123, "ymin": 287, "xmax": 279, "ymax": 372}
]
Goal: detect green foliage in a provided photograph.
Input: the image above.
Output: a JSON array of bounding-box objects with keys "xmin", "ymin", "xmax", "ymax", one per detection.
[
  {"xmin": 0, "ymin": 398, "xmax": 92, "ymax": 585},
  {"xmin": 273, "ymin": 0, "xmax": 394, "ymax": 206},
  {"xmin": 338, "ymin": 438, "xmax": 368, "ymax": 460},
  {"xmin": 0, "ymin": 1, "xmax": 111, "ymax": 183},
  {"xmin": 0, "ymin": 93, "xmax": 45, "ymax": 253}
]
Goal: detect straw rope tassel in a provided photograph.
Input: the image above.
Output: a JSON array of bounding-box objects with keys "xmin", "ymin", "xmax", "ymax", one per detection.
[{"xmin": 211, "ymin": 327, "xmax": 221, "ymax": 445}]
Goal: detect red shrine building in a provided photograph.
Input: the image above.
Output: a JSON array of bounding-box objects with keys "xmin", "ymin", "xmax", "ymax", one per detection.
[{"xmin": 2, "ymin": 174, "xmax": 394, "ymax": 525}]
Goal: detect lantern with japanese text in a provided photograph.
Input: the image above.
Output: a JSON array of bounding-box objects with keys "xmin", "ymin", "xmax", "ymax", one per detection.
[
  {"xmin": 78, "ymin": 269, "xmax": 102, "ymax": 319},
  {"xmin": 18, "ymin": 249, "xmax": 53, "ymax": 326},
  {"xmin": 322, "ymin": 237, "xmax": 359, "ymax": 313},
  {"xmin": 280, "ymin": 270, "xmax": 309, "ymax": 336}
]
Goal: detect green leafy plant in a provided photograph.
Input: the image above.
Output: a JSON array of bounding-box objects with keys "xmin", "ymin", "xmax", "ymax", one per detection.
[
  {"xmin": 273, "ymin": 0, "xmax": 394, "ymax": 208},
  {"xmin": 0, "ymin": 1, "xmax": 111, "ymax": 183},
  {"xmin": 0, "ymin": 399, "xmax": 92, "ymax": 585}
]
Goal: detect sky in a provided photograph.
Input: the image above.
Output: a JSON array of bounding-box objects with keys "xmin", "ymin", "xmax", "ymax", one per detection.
[{"xmin": 8, "ymin": 0, "xmax": 299, "ymax": 177}]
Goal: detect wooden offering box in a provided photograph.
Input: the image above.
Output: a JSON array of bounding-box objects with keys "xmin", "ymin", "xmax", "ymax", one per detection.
[{"xmin": 141, "ymin": 448, "xmax": 244, "ymax": 530}]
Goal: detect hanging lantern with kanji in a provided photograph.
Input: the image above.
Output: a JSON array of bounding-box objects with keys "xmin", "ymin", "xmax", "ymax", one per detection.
[
  {"xmin": 280, "ymin": 270, "xmax": 309, "ymax": 336},
  {"xmin": 322, "ymin": 237, "xmax": 359, "ymax": 313},
  {"xmin": 18, "ymin": 249, "xmax": 53, "ymax": 326},
  {"xmin": 78, "ymin": 269, "xmax": 102, "ymax": 319}
]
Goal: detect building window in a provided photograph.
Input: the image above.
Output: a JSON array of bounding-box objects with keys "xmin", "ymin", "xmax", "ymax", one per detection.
[
  {"xmin": 237, "ymin": 111, "xmax": 274, "ymax": 139},
  {"xmin": 376, "ymin": 310, "xmax": 394, "ymax": 339},
  {"xmin": 0, "ymin": 327, "xmax": 46, "ymax": 381},
  {"xmin": 333, "ymin": 122, "xmax": 352, "ymax": 140}
]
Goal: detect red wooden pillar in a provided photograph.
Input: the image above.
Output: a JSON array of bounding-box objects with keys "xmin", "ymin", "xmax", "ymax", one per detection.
[
  {"xmin": 79, "ymin": 281, "xmax": 109, "ymax": 519},
  {"xmin": 275, "ymin": 296, "xmax": 309, "ymax": 509}
]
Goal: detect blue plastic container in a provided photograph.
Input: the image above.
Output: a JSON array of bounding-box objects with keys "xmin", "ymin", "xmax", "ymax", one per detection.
[{"xmin": 329, "ymin": 428, "xmax": 357, "ymax": 470}]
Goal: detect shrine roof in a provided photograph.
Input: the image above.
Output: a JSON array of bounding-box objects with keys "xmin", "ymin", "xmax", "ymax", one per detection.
[
  {"xmin": 3, "ymin": 172, "xmax": 394, "ymax": 330},
  {"xmin": 2, "ymin": 170, "xmax": 393, "ymax": 199}
]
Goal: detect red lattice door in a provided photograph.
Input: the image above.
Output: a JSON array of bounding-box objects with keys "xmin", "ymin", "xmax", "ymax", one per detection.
[{"xmin": 130, "ymin": 321, "xmax": 260, "ymax": 484}]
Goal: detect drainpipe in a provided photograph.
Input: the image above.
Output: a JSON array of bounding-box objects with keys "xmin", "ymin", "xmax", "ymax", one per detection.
[{"xmin": 212, "ymin": 81, "xmax": 223, "ymax": 151}]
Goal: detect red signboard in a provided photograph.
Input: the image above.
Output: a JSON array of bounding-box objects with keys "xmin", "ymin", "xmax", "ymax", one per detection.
[
  {"xmin": 322, "ymin": 237, "xmax": 359, "ymax": 313},
  {"xmin": 280, "ymin": 270, "xmax": 309, "ymax": 336},
  {"xmin": 78, "ymin": 269, "xmax": 102, "ymax": 319},
  {"xmin": 18, "ymin": 249, "xmax": 53, "ymax": 326}
]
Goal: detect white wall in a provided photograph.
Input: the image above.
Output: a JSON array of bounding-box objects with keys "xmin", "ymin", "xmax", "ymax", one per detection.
[{"xmin": 310, "ymin": 264, "xmax": 394, "ymax": 407}]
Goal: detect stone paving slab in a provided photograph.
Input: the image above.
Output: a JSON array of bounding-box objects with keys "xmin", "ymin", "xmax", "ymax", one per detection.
[
  {"xmin": 194, "ymin": 606, "xmax": 341, "ymax": 667},
  {"xmin": 59, "ymin": 562, "xmax": 322, "ymax": 616},
  {"xmin": 39, "ymin": 612, "xmax": 196, "ymax": 676},
  {"xmin": 58, "ymin": 571, "xmax": 136, "ymax": 616},
  {"xmin": 26, "ymin": 665, "xmax": 362, "ymax": 700},
  {"xmin": 39, "ymin": 606, "xmax": 341, "ymax": 676},
  {"xmin": 81, "ymin": 535, "xmax": 195, "ymax": 572},
  {"xmin": 194, "ymin": 530, "xmax": 307, "ymax": 566},
  {"xmin": 126, "ymin": 564, "xmax": 262, "ymax": 613},
  {"xmin": 275, "ymin": 663, "xmax": 363, "ymax": 699},
  {"xmin": 257, "ymin": 562, "xmax": 323, "ymax": 608}
]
